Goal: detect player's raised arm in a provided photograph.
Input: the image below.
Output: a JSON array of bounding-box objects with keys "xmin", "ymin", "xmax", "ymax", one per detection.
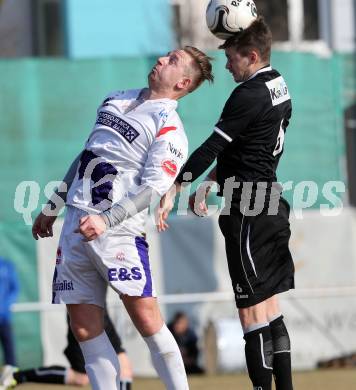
[
  {"xmin": 157, "ymin": 165, "xmax": 217, "ymax": 232},
  {"xmin": 188, "ymin": 165, "xmax": 217, "ymax": 216},
  {"xmin": 32, "ymin": 152, "xmax": 82, "ymax": 240},
  {"xmin": 156, "ymin": 129, "xmax": 227, "ymax": 231}
]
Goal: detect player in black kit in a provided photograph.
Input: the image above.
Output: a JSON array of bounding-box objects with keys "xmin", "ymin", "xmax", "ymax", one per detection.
[
  {"xmin": 158, "ymin": 18, "xmax": 294, "ymax": 390},
  {"xmin": 0, "ymin": 310, "xmax": 132, "ymax": 389}
]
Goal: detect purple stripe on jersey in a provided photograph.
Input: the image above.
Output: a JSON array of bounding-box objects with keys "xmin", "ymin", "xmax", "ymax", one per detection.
[
  {"xmin": 135, "ymin": 236, "xmax": 152, "ymax": 297},
  {"xmin": 52, "ymin": 267, "xmax": 58, "ymax": 304}
]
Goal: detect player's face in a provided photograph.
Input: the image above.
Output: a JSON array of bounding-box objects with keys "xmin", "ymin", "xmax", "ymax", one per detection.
[
  {"xmin": 149, "ymin": 50, "xmax": 192, "ymax": 93},
  {"xmin": 224, "ymin": 46, "xmax": 254, "ymax": 82}
]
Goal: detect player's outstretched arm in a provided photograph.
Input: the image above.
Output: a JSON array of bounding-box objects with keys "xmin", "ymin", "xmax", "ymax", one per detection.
[
  {"xmin": 189, "ymin": 166, "xmax": 217, "ymax": 217},
  {"xmin": 156, "ymin": 183, "xmax": 180, "ymax": 232},
  {"xmin": 32, "ymin": 153, "xmax": 82, "ymax": 240},
  {"xmin": 75, "ymin": 214, "xmax": 107, "ymax": 242},
  {"xmin": 77, "ymin": 186, "xmax": 161, "ymax": 241},
  {"xmin": 157, "ymin": 165, "xmax": 217, "ymax": 230}
]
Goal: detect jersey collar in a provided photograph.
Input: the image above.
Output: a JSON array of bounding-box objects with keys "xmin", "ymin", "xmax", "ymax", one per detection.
[
  {"xmin": 137, "ymin": 88, "xmax": 178, "ymax": 108},
  {"xmin": 245, "ymin": 65, "xmax": 272, "ymax": 83}
]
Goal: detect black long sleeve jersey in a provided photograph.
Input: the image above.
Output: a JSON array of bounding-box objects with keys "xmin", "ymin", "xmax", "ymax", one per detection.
[{"xmin": 176, "ymin": 66, "xmax": 292, "ymax": 202}]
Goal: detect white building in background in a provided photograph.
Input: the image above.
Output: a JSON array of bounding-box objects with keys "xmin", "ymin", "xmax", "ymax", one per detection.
[
  {"xmin": 0, "ymin": 0, "xmax": 354, "ymax": 57},
  {"xmin": 328, "ymin": 0, "xmax": 356, "ymax": 52},
  {"xmin": 0, "ymin": 0, "xmax": 63, "ymax": 57},
  {"xmin": 0, "ymin": 0, "xmax": 33, "ymax": 56},
  {"xmin": 170, "ymin": 0, "xmax": 356, "ymax": 53}
]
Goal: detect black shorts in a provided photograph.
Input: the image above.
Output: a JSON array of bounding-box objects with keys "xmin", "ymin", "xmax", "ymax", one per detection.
[
  {"xmin": 218, "ymin": 197, "xmax": 295, "ymax": 308},
  {"xmin": 64, "ymin": 311, "xmax": 125, "ymax": 373}
]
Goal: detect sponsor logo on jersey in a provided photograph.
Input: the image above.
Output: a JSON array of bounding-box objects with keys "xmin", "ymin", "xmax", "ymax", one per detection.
[
  {"xmin": 53, "ymin": 279, "xmax": 74, "ymax": 291},
  {"xmin": 56, "ymin": 247, "xmax": 62, "ymax": 265},
  {"xmin": 158, "ymin": 109, "xmax": 169, "ymax": 123},
  {"xmin": 161, "ymin": 159, "xmax": 178, "ymax": 177},
  {"xmin": 157, "ymin": 126, "xmax": 177, "ymax": 138},
  {"xmin": 265, "ymin": 76, "xmax": 290, "ymax": 106},
  {"xmin": 108, "ymin": 267, "xmax": 142, "ymax": 281},
  {"xmin": 116, "ymin": 251, "xmax": 125, "ymax": 261},
  {"xmin": 96, "ymin": 111, "xmax": 139, "ymax": 143},
  {"xmin": 167, "ymin": 142, "xmax": 184, "ymax": 160}
]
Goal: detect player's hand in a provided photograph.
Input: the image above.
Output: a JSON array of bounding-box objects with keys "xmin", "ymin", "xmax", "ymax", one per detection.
[
  {"xmin": 156, "ymin": 186, "xmax": 177, "ymax": 232},
  {"xmin": 75, "ymin": 215, "xmax": 107, "ymax": 241},
  {"xmin": 32, "ymin": 212, "xmax": 57, "ymax": 240},
  {"xmin": 189, "ymin": 187, "xmax": 210, "ymax": 217}
]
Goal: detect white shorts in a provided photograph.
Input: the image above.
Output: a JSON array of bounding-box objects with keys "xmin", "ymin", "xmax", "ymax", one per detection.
[{"xmin": 52, "ymin": 206, "xmax": 156, "ymax": 308}]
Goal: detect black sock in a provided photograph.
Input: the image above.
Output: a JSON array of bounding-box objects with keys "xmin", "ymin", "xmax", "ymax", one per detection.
[
  {"xmin": 244, "ymin": 325, "xmax": 273, "ymax": 390},
  {"xmin": 270, "ymin": 315, "xmax": 293, "ymax": 390},
  {"xmin": 120, "ymin": 379, "xmax": 132, "ymax": 390},
  {"xmin": 13, "ymin": 365, "xmax": 66, "ymax": 384}
]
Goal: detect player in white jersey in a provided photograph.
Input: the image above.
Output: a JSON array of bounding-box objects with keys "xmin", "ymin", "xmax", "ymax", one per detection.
[{"xmin": 32, "ymin": 47, "xmax": 213, "ymax": 390}]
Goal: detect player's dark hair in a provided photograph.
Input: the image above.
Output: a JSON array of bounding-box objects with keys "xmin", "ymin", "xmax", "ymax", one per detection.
[
  {"xmin": 183, "ymin": 46, "xmax": 214, "ymax": 92},
  {"xmin": 219, "ymin": 17, "xmax": 272, "ymax": 63}
]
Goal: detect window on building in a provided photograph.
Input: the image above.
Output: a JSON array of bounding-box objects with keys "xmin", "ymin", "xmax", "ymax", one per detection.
[
  {"xmin": 303, "ymin": 0, "xmax": 320, "ymax": 40},
  {"xmin": 254, "ymin": 0, "xmax": 289, "ymax": 41},
  {"xmin": 33, "ymin": 0, "xmax": 64, "ymax": 56},
  {"xmin": 171, "ymin": 0, "xmax": 325, "ymax": 51}
]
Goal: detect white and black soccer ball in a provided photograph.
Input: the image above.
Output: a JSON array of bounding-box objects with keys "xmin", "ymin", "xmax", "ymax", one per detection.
[{"xmin": 206, "ymin": 0, "xmax": 258, "ymax": 40}]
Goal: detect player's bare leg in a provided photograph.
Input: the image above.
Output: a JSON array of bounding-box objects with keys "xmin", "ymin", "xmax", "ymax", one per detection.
[
  {"xmin": 239, "ymin": 300, "xmax": 268, "ymax": 329},
  {"xmin": 118, "ymin": 352, "xmax": 133, "ymax": 389},
  {"xmin": 67, "ymin": 304, "xmax": 121, "ymax": 390},
  {"xmin": 266, "ymin": 295, "xmax": 280, "ymax": 320},
  {"xmin": 122, "ymin": 295, "xmax": 189, "ymax": 390},
  {"xmin": 239, "ymin": 301, "xmax": 273, "ymax": 390},
  {"xmin": 266, "ymin": 295, "xmax": 293, "ymax": 390},
  {"xmin": 67, "ymin": 304, "xmax": 104, "ymax": 341},
  {"xmin": 121, "ymin": 296, "xmax": 163, "ymax": 336},
  {"xmin": 66, "ymin": 369, "xmax": 90, "ymax": 386}
]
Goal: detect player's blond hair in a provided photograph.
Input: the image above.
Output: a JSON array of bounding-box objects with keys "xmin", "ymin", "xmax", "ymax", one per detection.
[{"xmin": 183, "ymin": 46, "xmax": 214, "ymax": 92}]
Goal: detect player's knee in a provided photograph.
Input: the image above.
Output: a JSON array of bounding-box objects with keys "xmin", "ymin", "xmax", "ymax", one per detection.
[
  {"xmin": 67, "ymin": 304, "xmax": 104, "ymax": 341},
  {"xmin": 72, "ymin": 327, "xmax": 88, "ymax": 342},
  {"xmin": 238, "ymin": 308, "xmax": 250, "ymax": 328},
  {"xmin": 132, "ymin": 308, "xmax": 163, "ymax": 336},
  {"xmin": 137, "ymin": 315, "xmax": 160, "ymax": 336},
  {"xmin": 266, "ymin": 295, "xmax": 280, "ymax": 316},
  {"xmin": 70, "ymin": 321, "xmax": 102, "ymax": 342},
  {"xmin": 238, "ymin": 303, "xmax": 268, "ymax": 330}
]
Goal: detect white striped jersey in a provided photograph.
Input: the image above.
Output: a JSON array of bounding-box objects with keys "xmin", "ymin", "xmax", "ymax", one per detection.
[{"xmin": 66, "ymin": 88, "xmax": 188, "ymax": 235}]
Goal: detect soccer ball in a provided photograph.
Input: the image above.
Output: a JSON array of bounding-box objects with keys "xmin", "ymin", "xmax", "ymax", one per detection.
[{"xmin": 206, "ymin": 0, "xmax": 258, "ymax": 40}]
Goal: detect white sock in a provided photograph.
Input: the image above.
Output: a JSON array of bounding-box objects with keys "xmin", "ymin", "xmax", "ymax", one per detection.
[
  {"xmin": 79, "ymin": 332, "xmax": 120, "ymax": 390},
  {"xmin": 144, "ymin": 324, "xmax": 189, "ymax": 390}
]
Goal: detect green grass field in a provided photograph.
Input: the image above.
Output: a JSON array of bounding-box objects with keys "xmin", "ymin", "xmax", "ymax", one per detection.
[{"xmin": 13, "ymin": 369, "xmax": 356, "ymax": 390}]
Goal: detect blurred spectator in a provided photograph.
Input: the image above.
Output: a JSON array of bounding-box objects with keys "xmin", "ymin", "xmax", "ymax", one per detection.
[
  {"xmin": 0, "ymin": 257, "xmax": 19, "ymax": 366},
  {"xmin": 168, "ymin": 312, "xmax": 204, "ymax": 374}
]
